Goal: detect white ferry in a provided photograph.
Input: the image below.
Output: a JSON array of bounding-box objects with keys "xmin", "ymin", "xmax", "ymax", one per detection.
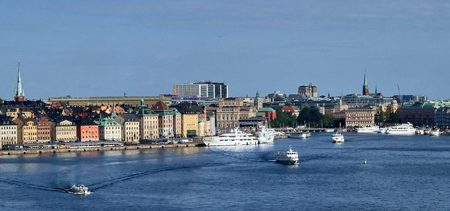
[
  {"xmin": 256, "ymin": 126, "xmax": 275, "ymax": 144},
  {"xmin": 386, "ymin": 123, "xmax": 416, "ymax": 136},
  {"xmin": 356, "ymin": 125, "xmax": 380, "ymax": 133},
  {"xmin": 332, "ymin": 131, "xmax": 345, "ymax": 144},
  {"xmin": 275, "ymin": 146, "xmax": 299, "ymax": 165},
  {"xmin": 202, "ymin": 128, "xmax": 258, "ymax": 146}
]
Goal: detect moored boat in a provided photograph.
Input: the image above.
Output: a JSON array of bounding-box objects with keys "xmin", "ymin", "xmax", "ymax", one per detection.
[
  {"xmin": 288, "ymin": 132, "xmax": 311, "ymax": 139},
  {"xmin": 202, "ymin": 128, "xmax": 258, "ymax": 146},
  {"xmin": 256, "ymin": 126, "xmax": 275, "ymax": 144},
  {"xmin": 386, "ymin": 123, "xmax": 416, "ymax": 136},
  {"xmin": 356, "ymin": 126, "xmax": 380, "ymax": 133}
]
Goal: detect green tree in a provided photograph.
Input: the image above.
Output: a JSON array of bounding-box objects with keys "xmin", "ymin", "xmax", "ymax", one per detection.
[
  {"xmin": 297, "ymin": 107, "xmax": 323, "ymax": 127},
  {"xmin": 271, "ymin": 108, "xmax": 297, "ymax": 128}
]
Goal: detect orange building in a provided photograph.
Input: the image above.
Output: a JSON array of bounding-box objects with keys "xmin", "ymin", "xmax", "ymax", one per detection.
[
  {"xmin": 37, "ymin": 117, "xmax": 52, "ymax": 143},
  {"xmin": 77, "ymin": 123, "xmax": 99, "ymax": 142}
]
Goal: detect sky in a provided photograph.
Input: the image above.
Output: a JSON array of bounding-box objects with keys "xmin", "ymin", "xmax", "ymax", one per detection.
[{"xmin": 1, "ymin": 0, "xmax": 450, "ymax": 100}]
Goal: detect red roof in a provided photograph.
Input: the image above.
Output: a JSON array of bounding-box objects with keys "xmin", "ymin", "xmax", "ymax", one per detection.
[{"xmin": 281, "ymin": 107, "xmax": 298, "ymax": 112}]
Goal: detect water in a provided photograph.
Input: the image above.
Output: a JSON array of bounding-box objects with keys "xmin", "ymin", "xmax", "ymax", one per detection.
[{"xmin": 1, "ymin": 134, "xmax": 450, "ymax": 210}]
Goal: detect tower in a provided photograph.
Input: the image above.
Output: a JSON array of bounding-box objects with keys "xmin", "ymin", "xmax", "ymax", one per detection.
[
  {"xmin": 362, "ymin": 71, "xmax": 369, "ymax": 96},
  {"xmin": 254, "ymin": 91, "xmax": 262, "ymax": 109},
  {"xmin": 14, "ymin": 62, "xmax": 25, "ymax": 102}
]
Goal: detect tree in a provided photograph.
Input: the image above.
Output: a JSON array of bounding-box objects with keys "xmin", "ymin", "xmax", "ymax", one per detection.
[
  {"xmin": 271, "ymin": 108, "xmax": 297, "ymax": 128},
  {"xmin": 297, "ymin": 107, "xmax": 323, "ymax": 127}
]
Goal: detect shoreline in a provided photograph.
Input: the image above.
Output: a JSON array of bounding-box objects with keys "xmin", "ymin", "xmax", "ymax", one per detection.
[{"xmin": 0, "ymin": 143, "xmax": 202, "ymax": 156}]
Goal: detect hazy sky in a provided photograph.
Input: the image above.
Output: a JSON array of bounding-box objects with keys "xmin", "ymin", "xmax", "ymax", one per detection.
[{"xmin": 1, "ymin": 0, "xmax": 450, "ymax": 100}]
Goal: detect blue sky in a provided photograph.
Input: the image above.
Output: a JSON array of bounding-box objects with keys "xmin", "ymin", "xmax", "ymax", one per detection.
[{"xmin": 1, "ymin": 0, "xmax": 450, "ymax": 100}]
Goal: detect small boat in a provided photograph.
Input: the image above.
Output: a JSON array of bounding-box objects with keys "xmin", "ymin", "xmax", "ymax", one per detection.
[
  {"xmin": 356, "ymin": 126, "xmax": 380, "ymax": 133},
  {"xmin": 415, "ymin": 129, "xmax": 425, "ymax": 135},
  {"xmin": 332, "ymin": 131, "xmax": 345, "ymax": 144},
  {"xmin": 69, "ymin": 184, "xmax": 91, "ymax": 195},
  {"xmin": 275, "ymin": 146, "xmax": 299, "ymax": 165},
  {"xmin": 430, "ymin": 128, "xmax": 440, "ymax": 137}
]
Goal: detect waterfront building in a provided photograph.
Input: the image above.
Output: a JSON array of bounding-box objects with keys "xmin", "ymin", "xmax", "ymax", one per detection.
[
  {"xmin": 0, "ymin": 115, "xmax": 18, "ymax": 147},
  {"xmin": 173, "ymin": 109, "xmax": 182, "ymax": 137},
  {"xmin": 48, "ymin": 96, "xmax": 170, "ymax": 108},
  {"xmin": 216, "ymin": 98, "xmax": 257, "ymax": 130},
  {"xmin": 435, "ymin": 107, "xmax": 450, "ymax": 129},
  {"xmin": 345, "ymin": 106, "xmax": 376, "ymax": 127},
  {"xmin": 136, "ymin": 100, "xmax": 159, "ymax": 140},
  {"xmin": 239, "ymin": 117, "xmax": 267, "ymax": 128},
  {"xmin": 151, "ymin": 101, "xmax": 175, "ymax": 138},
  {"xmin": 37, "ymin": 117, "xmax": 52, "ymax": 143},
  {"xmin": 341, "ymin": 94, "xmax": 392, "ymax": 108},
  {"xmin": 116, "ymin": 114, "xmax": 140, "ymax": 143},
  {"xmin": 77, "ymin": 120, "xmax": 99, "ymax": 142},
  {"xmin": 22, "ymin": 120, "xmax": 38, "ymax": 144},
  {"xmin": 398, "ymin": 101, "xmax": 450, "ymax": 127},
  {"xmin": 54, "ymin": 119, "xmax": 78, "ymax": 142},
  {"xmin": 96, "ymin": 116, "xmax": 122, "ymax": 141},
  {"xmin": 298, "ymin": 83, "xmax": 318, "ymax": 98},
  {"xmin": 182, "ymin": 114, "xmax": 199, "ymax": 137}
]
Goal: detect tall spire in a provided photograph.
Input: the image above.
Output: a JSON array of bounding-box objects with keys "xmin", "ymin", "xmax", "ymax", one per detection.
[
  {"xmin": 14, "ymin": 62, "xmax": 25, "ymax": 102},
  {"xmin": 362, "ymin": 70, "xmax": 369, "ymax": 96}
]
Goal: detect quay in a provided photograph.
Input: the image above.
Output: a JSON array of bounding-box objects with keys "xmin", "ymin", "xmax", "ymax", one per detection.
[{"xmin": 0, "ymin": 143, "xmax": 200, "ymax": 156}]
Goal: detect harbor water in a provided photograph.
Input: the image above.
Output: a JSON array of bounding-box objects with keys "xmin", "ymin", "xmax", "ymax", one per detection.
[{"xmin": 1, "ymin": 133, "xmax": 450, "ymax": 210}]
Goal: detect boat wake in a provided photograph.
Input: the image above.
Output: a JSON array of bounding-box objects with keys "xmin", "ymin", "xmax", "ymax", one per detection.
[{"xmin": 0, "ymin": 178, "xmax": 67, "ymax": 193}]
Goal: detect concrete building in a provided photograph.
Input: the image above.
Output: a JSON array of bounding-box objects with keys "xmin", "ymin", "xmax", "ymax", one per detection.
[
  {"xmin": 345, "ymin": 106, "xmax": 376, "ymax": 127},
  {"xmin": 0, "ymin": 115, "xmax": 18, "ymax": 147},
  {"xmin": 182, "ymin": 114, "xmax": 199, "ymax": 137},
  {"xmin": 435, "ymin": 107, "xmax": 450, "ymax": 129},
  {"xmin": 174, "ymin": 82, "xmax": 228, "ymax": 99},
  {"xmin": 398, "ymin": 101, "xmax": 444, "ymax": 127},
  {"xmin": 96, "ymin": 116, "xmax": 122, "ymax": 141},
  {"xmin": 54, "ymin": 119, "xmax": 78, "ymax": 142},
  {"xmin": 298, "ymin": 84, "xmax": 318, "ymax": 98}
]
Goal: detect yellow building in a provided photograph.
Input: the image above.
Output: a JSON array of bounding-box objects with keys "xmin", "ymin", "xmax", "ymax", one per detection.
[
  {"xmin": 182, "ymin": 114, "xmax": 199, "ymax": 137},
  {"xmin": 5, "ymin": 108, "xmax": 34, "ymax": 119},
  {"xmin": 22, "ymin": 120, "xmax": 38, "ymax": 144},
  {"xmin": 173, "ymin": 109, "xmax": 182, "ymax": 137},
  {"xmin": 54, "ymin": 120, "xmax": 78, "ymax": 142}
]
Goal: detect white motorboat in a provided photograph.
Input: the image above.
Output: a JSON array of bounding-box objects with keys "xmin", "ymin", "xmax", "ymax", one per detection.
[
  {"xmin": 288, "ymin": 132, "xmax": 311, "ymax": 139},
  {"xmin": 69, "ymin": 184, "xmax": 91, "ymax": 195},
  {"xmin": 202, "ymin": 128, "xmax": 258, "ymax": 146},
  {"xmin": 275, "ymin": 146, "xmax": 299, "ymax": 165},
  {"xmin": 356, "ymin": 126, "xmax": 380, "ymax": 133},
  {"xmin": 415, "ymin": 129, "xmax": 425, "ymax": 135},
  {"xmin": 430, "ymin": 128, "xmax": 440, "ymax": 137},
  {"xmin": 386, "ymin": 123, "xmax": 416, "ymax": 136},
  {"xmin": 332, "ymin": 131, "xmax": 345, "ymax": 144},
  {"xmin": 256, "ymin": 126, "xmax": 275, "ymax": 144}
]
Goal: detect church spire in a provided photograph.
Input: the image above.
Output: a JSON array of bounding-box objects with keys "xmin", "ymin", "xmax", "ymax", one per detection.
[
  {"xmin": 14, "ymin": 62, "xmax": 25, "ymax": 102},
  {"xmin": 362, "ymin": 70, "xmax": 369, "ymax": 96}
]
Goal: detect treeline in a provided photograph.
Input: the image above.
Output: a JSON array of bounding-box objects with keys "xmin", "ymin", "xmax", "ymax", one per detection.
[{"xmin": 270, "ymin": 107, "xmax": 344, "ymax": 128}]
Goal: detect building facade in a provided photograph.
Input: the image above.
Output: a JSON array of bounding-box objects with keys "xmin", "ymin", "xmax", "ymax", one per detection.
[
  {"xmin": 54, "ymin": 120, "xmax": 78, "ymax": 142},
  {"xmin": 22, "ymin": 120, "xmax": 38, "ymax": 144},
  {"xmin": 0, "ymin": 116, "xmax": 18, "ymax": 147},
  {"xmin": 77, "ymin": 123, "xmax": 99, "ymax": 142},
  {"xmin": 37, "ymin": 117, "xmax": 52, "ymax": 143},
  {"xmin": 345, "ymin": 107, "xmax": 376, "ymax": 127},
  {"xmin": 298, "ymin": 84, "xmax": 318, "ymax": 98},
  {"xmin": 96, "ymin": 117, "xmax": 122, "ymax": 141}
]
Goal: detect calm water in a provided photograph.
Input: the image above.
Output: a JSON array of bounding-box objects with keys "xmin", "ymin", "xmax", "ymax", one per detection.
[{"xmin": 1, "ymin": 134, "xmax": 450, "ymax": 210}]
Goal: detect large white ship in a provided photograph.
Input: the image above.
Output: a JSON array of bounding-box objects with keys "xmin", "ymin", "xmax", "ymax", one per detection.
[
  {"xmin": 386, "ymin": 123, "xmax": 416, "ymax": 135},
  {"xmin": 202, "ymin": 128, "xmax": 258, "ymax": 146},
  {"xmin": 356, "ymin": 125, "xmax": 380, "ymax": 133},
  {"xmin": 256, "ymin": 126, "xmax": 275, "ymax": 144}
]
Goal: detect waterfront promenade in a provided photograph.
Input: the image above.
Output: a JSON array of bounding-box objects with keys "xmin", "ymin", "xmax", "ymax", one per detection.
[{"xmin": 0, "ymin": 143, "xmax": 200, "ymax": 156}]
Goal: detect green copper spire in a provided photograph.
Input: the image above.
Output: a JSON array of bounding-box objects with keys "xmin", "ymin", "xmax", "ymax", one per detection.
[
  {"xmin": 363, "ymin": 71, "xmax": 368, "ymax": 87},
  {"xmin": 16, "ymin": 62, "xmax": 24, "ymax": 97}
]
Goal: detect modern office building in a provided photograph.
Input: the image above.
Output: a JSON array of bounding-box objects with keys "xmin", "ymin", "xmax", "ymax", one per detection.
[{"xmin": 173, "ymin": 82, "xmax": 228, "ymax": 99}]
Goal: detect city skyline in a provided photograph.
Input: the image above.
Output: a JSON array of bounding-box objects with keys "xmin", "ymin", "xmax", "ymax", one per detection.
[{"xmin": 1, "ymin": 1, "xmax": 450, "ymax": 99}]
